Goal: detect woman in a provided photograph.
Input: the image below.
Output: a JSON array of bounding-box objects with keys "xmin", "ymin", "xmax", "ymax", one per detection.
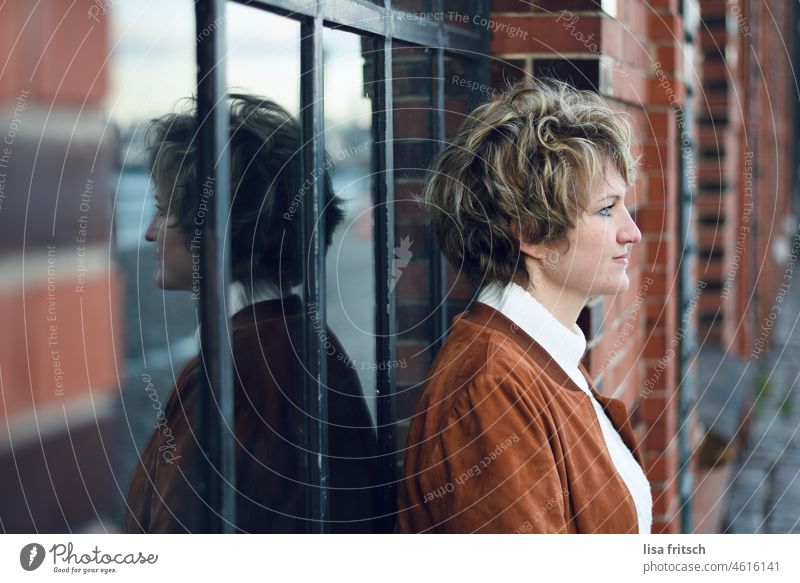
[
  {"xmin": 396, "ymin": 78, "xmax": 652, "ymax": 533},
  {"xmin": 124, "ymin": 94, "xmax": 379, "ymax": 533}
]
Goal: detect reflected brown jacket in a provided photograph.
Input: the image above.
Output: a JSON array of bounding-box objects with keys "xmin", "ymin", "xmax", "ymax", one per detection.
[
  {"xmin": 397, "ymin": 301, "xmax": 646, "ymax": 534},
  {"xmin": 124, "ymin": 296, "xmax": 380, "ymax": 533}
]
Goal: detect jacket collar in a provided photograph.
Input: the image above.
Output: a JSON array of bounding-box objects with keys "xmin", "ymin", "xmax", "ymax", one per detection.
[
  {"xmin": 476, "ymin": 281, "xmax": 587, "ymax": 389},
  {"xmin": 458, "ymin": 301, "xmax": 643, "ymax": 465},
  {"xmin": 231, "ymin": 294, "xmax": 302, "ymax": 330}
]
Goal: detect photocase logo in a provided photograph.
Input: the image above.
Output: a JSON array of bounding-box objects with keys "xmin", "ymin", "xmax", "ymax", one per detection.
[
  {"xmin": 389, "ymin": 235, "xmax": 413, "ymax": 292},
  {"xmin": 20, "ymin": 543, "xmax": 46, "ymax": 571}
]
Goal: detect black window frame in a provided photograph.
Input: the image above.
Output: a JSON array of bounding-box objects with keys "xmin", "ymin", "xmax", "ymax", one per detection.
[{"xmin": 194, "ymin": 0, "xmax": 490, "ymax": 533}]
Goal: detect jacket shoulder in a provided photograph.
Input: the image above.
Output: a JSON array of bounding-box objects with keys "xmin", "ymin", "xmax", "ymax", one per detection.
[{"xmin": 424, "ymin": 317, "xmax": 554, "ymax": 407}]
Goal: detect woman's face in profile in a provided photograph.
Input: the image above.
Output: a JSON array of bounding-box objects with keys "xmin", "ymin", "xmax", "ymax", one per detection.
[
  {"xmin": 144, "ymin": 185, "xmax": 194, "ymax": 290},
  {"xmin": 539, "ymin": 162, "xmax": 642, "ymax": 300}
]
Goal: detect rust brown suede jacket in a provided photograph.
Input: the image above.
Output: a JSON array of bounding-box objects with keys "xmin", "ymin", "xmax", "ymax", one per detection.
[{"xmin": 397, "ymin": 301, "xmax": 645, "ymax": 534}]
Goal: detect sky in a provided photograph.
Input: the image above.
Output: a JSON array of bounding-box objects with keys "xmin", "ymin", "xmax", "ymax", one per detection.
[{"xmin": 108, "ymin": 0, "xmax": 372, "ymax": 129}]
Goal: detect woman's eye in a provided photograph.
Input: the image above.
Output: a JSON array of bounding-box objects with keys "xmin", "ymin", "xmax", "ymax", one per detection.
[{"xmin": 599, "ymin": 205, "xmax": 614, "ymax": 217}]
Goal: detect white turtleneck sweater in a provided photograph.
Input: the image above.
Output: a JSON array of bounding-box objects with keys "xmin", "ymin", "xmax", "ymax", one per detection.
[
  {"xmin": 193, "ymin": 280, "xmax": 288, "ymax": 344},
  {"xmin": 228, "ymin": 279, "xmax": 288, "ymax": 315},
  {"xmin": 477, "ymin": 281, "xmax": 653, "ymax": 534}
]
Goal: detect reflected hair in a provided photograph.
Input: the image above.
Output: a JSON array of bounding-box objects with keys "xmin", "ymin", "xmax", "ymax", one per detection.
[
  {"xmin": 146, "ymin": 93, "xmax": 344, "ymax": 287},
  {"xmin": 424, "ymin": 77, "xmax": 637, "ymax": 290}
]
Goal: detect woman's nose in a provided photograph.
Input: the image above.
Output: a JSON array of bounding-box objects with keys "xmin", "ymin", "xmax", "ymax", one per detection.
[
  {"xmin": 620, "ymin": 208, "xmax": 642, "ymax": 245},
  {"xmin": 144, "ymin": 215, "xmax": 158, "ymax": 242}
]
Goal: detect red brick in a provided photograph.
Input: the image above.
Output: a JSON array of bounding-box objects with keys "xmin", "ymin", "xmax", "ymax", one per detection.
[
  {"xmin": 445, "ymin": 262, "xmax": 471, "ymax": 301},
  {"xmin": 648, "ymin": 12, "xmax": 682, "ymax": 42},
  {"xmin": 0, "ymin": 265, "xmax": 122, "ymax": 423},
  {"xmin": 491, "ymin": 0, "xmax": 536, "ymax": 11},
  {"xmin": 644, "ymin": 171, "xmax": 677, "ymax": 205},
  {"xmin": 395, "ymin": 261, "xmax": 429, "ymax": 302},
  {"xmin": 648, "ymin": 74, "xmax": 686, "ymax": 106},
  {"xmin": 644, "ymin": 109, "xmax": 677, "ymax": 144},
  {"xmin": 637, "ymin": 205, "xmax": 669, "ymax": 232},
  {"xmin": 654, "ymin": 43, "xmax": 682, "ymax": 76},
  {"xmin": 653, "ymin": 512, "xmax": 681, "ymax": 534},
  {"xmin": 639, "ymin": 392, "xmax": 670, "ymax": 424},
  {"xmin": 392, "ymin": 107, "xmax": 430, "ymax": 139},
  {"xmin": 643, "ymin": 413, "xmax": 679, "ymax": 450},
  {"xmin": 0, "ymin": 1, "xmax": 20, "ymax": 101},
  {"xmin": 28, "ymin": 0, "xmax": 109, "ymax": 105},
  {"xmin": 393, "ymin": 191, "xmax": 427, "ymax": 222},
  {"xmin": 642, "ymin": 331, "xmax": 668, "ymax": 360},
  {"xmin": 491, "ymin": 14, "xmax": 603, "ymax": 56},
  {"xmin": 652, "ymin": 484, "xmax": 677, "ymax": 516},
  {"xmin": 640, "ymin": 144, "xmax": 671, "ymax": 172},
  {"xmin": 396, "ymin": 342, "xmax": 433, "ymax": 385},
  {"xmin": 645, "ymin": 236, "xmax": 676, "ymax": 268},
  {"xmin": 644, "ymin": 442, "xmax": 678, "ymax": 482},
  {"xmin": 0, "ymin": 291, "xmax": 31, "ymax": 421},
  {"xmin": 647, "ymin": 0, "xmax": 680, "ymax": 11}
]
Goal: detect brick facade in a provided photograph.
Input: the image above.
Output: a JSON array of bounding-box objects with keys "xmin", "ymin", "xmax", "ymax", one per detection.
[
  {"xmin": 0, "ymin": 0, "xmax": 120, "ymax": 532},
  {"xmin": 490, "ymin": 0, "xmax": 796, "ymax": 533}
]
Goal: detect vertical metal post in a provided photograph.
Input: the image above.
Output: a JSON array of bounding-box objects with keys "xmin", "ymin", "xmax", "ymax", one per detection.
[
  {"xmin": 429, "ymin": 0, "xmax": 448, "ymax": 351},
  {"xmin": 195, "ymin": 0, "xmax": 235, "ymax": 533},
  {"xmin": 374, "ymin": 6, "xmax": 397, "ymax": 532},
  {"xmin": 677, "ymin": 100, "xmax": 696, "ymax": 533},
  {"xmin": 677, "ymin": 0, "xmax": 698, "ymax": 533},
  {"xmin": 793, "ymin": 0, "xmax": 800, "ymax": 216},
  {"xmin": 300, "ymin": 6, "xmax": 329, "ymax": 533}
]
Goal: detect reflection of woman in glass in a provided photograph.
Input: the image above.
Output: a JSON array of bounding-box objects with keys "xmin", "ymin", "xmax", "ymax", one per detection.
[
  {"xmin": 125, "ymin": 94, "xmax": 378, "ymax": 533},
  {"xmin": 397, "ymin": 79, "xmax": 652, "ymax": 533}
]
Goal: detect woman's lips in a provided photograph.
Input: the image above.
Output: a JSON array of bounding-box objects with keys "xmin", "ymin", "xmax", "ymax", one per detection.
[{"xmin": 613, "ymin": 255, "xmax": 628, "ymax": 264}]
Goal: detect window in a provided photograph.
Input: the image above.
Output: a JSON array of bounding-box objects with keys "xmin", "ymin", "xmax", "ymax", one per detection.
[{"xmin": 117, "ymin": 0, "xmax": 490, "ymax": 533}]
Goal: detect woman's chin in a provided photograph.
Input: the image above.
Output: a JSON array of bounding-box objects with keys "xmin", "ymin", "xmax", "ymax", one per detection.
[
  {"xmin": 598, "ymin": 277, "xmax": 630, "ymax": 296},
  {"xmin": 152, "ymin": 271, "xmax": 167, "ymax": 289}
]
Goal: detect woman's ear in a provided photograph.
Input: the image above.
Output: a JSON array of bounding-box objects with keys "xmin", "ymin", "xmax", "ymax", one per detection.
[{"xmin": 511, "ymin": 219, "xmax": 549, "ymax": 261}]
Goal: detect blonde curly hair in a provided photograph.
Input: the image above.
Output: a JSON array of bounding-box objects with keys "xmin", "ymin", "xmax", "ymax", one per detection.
[{"xmin": 425, "ymin": 77, "xmax": 637, "ymax": 290}]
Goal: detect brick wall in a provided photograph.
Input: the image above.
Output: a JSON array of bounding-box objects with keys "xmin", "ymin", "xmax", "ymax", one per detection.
[
  {"xmin": 489, "ymin": 0, "xmax": 698, "ymax": 533},
  {"xmin": 392, "ymin": 42, "xmax": 479, "ymax": 455},
  {"xmin": 0, "ymin": 0, "xmax": 121, "ymax": 532},
  {"xmin": 490, "ymin": 0, "xmax": 797, "ymax": 534}
]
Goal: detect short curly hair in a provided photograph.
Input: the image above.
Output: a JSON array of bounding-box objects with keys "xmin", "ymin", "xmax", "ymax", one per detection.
[
  {"xmin": 425, "ymin": 77, "xmax": 637, "ymax": 291},
  {"xmin": 146, "ymin": 93, "xmax": 344, "ymax": 287}
]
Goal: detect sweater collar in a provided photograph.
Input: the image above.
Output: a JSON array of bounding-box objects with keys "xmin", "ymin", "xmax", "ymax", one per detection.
[
  {"xmin": 228, "ymin": 279, "xmax": 288, "ymax": 315},
  {"xmin": 476, "ymin": 281, "xmax": 587, "ymax": 374}
]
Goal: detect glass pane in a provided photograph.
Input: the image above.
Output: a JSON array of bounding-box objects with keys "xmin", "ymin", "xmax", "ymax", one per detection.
[
  {"xmin": 218, "ymin": 3, "xmax": 311, "ymax": 533},
  {"xmin": 110, "ymin": 0, "xmax": 204, "ymax": 533},
  {"xmin": 442, "ymin": 0, "xmax": 483, "ymax": 32},
  {"xmin": 113, "ymin": 1, "xmax": 342, "ymax": 533},
  {"xmin": 393, "ymin": 0, "xmax": 432, "ymax": 13},
  {"xmin": 322, "ymin": 26, "xmax": 382, "ymax": 532},
  {"xmin": 394, "ymin": 1, "xmax": 485, "ymax": 33}
]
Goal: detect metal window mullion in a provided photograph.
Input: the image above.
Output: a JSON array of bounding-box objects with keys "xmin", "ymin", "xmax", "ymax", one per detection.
[
  {"xmin": 430, "ymin": 2, "xmax": 447, "ymax": 350},
  {"xmin": 195, "ymin": 0, "xmax": 235, "ymax": 533},
  {"xmin": 300, "ymin": 7, "xmax": 329, "ymax": 534},
  {"xmin": 677, "ymin": 0, "xmax": 698, "ymax": 533},
  {"xmin": 230, "ymin": 0, "xmax": 483, "ymax": 52},
  {"xmin": 374, "ymin": 7, "xmax": 397, "ymax": 533},
  {"xmin": 677, "ymin": 102, "xmax": 695, "ymax": 535}
]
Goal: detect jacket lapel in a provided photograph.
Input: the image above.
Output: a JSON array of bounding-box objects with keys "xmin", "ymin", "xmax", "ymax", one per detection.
[{"xmin": 583, "ymin": 373, "xmax": 644, "ymax": 468}]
